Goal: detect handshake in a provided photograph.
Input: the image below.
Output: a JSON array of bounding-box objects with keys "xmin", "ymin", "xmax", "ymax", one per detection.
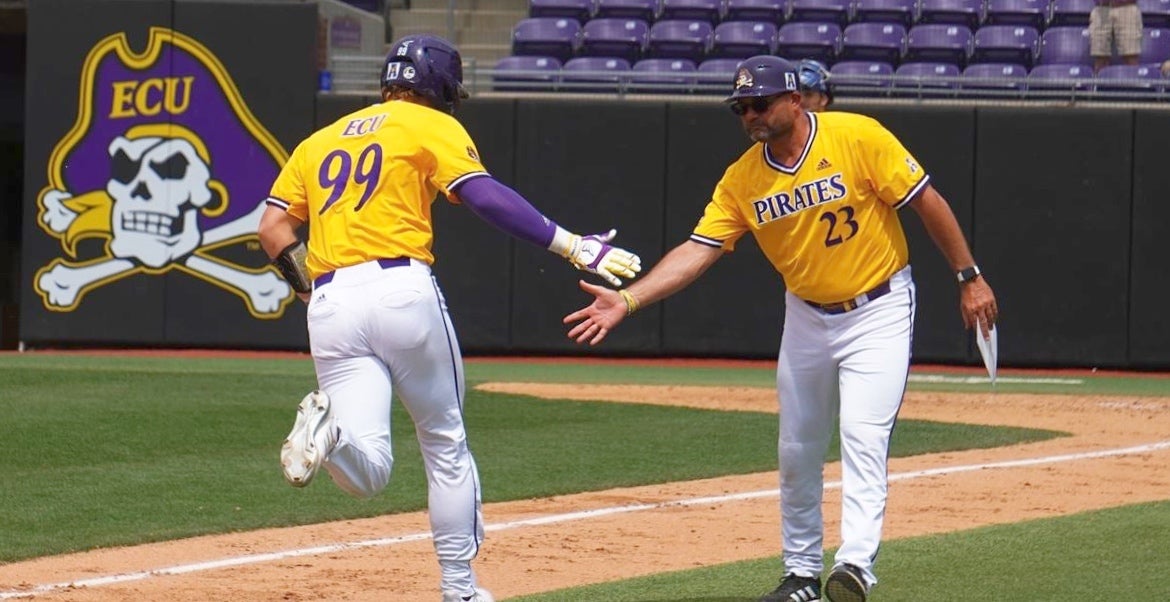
[{"xmin": 559, "ymin": 228, "xmax": 642, "ymax": 287}]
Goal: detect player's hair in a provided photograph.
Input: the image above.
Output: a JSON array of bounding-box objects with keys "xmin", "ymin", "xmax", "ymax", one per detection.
[{"xmin": 383, "ymin": 86, "xmax": 424, "ymax": 103}]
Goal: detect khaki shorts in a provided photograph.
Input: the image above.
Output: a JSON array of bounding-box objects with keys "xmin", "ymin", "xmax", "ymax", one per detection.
[{"xmin": 1090, "ymin": 4, "xmax": 1143, "ymax": 58}]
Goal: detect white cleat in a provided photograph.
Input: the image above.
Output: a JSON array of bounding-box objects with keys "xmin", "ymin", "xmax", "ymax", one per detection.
[
  {"xmin": 441, "ymin": 587, "xmax": 494, "ymax": 602},
  {"xmin": 280, "ymin": 390, "xmax": 337, "ymax": 487}
]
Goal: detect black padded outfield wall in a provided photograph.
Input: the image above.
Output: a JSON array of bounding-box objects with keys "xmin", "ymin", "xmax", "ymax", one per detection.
[
  {"xmin": 509, "ymin": 100, "xmax": 667, "ymax": 354},
  {"xmin": 1129, "ymin": 110, "xmax": 1170, "ymax": 368},
  {"xmin": 20, "ymin": 0, "xmax": 316, "ymax": 348},
  {"xmin": 975, "ymin": 108, "xmax": 1133, "ymax": 367}
]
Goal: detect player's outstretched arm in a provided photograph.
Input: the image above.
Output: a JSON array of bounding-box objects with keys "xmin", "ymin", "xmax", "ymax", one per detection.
[
  {"xmin": 452, "ymin": 176, "xmax": 641, "ymax": 286},
  {"xmin": 908, "ymin": 184, "xmax": 998, "ymax": 338},
  {"xmin": 564, "ymin": 240, "xmax": 722, "ymax": 345}
]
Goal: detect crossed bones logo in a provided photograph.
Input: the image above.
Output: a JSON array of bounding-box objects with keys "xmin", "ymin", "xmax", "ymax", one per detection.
[{"xmin": 34, "ymin": 124, "xmax": 293, "ymax": 316}]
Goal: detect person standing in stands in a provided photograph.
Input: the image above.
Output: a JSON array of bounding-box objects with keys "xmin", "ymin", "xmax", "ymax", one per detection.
[{"xmin": 1091, "ymin": 0, "xmax": 1144, "ymax": 72}]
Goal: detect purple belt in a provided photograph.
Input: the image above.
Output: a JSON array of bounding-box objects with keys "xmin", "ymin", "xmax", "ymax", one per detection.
[
  {"xmin": 804, "ymin": 280, "xmax": 893, "ymax": 315},
  {"xmin": 313, "ymin": 257, "xmax": 412, "ymax": 288}
]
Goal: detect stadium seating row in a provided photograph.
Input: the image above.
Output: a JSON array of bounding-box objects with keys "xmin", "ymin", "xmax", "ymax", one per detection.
[
  {"xmin": 493, "ymin": 55, "xmax": 1169, "ymax": 95},
  {"xmin": 529, "ymin": 0, "xmax": 1170, "ymax": 30},
  {"xmin": 513, "ymin": 19, "xmax": 1170, "ymax": 68}
]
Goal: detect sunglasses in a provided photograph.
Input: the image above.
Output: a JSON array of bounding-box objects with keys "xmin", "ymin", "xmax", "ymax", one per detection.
[{"xmin": 729, "ymin": 94, "xmax": 785, "ymax": 116}]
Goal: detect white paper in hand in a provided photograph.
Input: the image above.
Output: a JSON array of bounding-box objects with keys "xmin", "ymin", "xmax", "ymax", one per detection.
[{"xmin": 975, "ymin": 319, "xmax": 998, "ymax": 384}]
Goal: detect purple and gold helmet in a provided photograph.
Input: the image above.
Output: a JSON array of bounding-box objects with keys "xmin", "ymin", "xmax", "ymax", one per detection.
[
  {"xmin": 381, "ymin": 34, "xmax": 470, "ymax": 114},
  {"xmin": 726, "ymin": 55, "xmax": 800, "ymax": 102}
]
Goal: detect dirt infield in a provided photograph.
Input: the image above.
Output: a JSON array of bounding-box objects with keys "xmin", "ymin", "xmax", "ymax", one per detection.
[{"xmin": 2, "ymin": 382, "xmax": 1169, "ymax": 601}]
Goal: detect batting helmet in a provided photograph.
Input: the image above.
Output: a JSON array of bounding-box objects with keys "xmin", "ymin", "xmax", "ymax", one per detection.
[
  {"xmin": 726, "ymin": 55, "xmax": 800, "ymax": 102},
  {"xmin": 381, "ymin": 34, "xmax": 469, "ymax": 114},
  {"xmin": 798, "ymin": 59, "xmax": 832, "ymax": 103}
]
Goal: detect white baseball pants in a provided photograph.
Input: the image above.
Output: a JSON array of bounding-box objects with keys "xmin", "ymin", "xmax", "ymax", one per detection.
[
  {"xmin": 776, "ymin": 265, "xmax": 915, "ymax": 587},
  {"xmin": 306, "ymin": 258, "xmax": 484, "ymax": 594}
]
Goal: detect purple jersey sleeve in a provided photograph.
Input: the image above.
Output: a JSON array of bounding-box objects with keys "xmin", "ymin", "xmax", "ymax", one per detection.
[{"xmin": 453, "ymin": 176, "xmax": 559, "ymax": 248}]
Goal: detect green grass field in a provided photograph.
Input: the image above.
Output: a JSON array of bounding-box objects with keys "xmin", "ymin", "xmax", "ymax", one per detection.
[
  {"xmin": 511, "ymin": 500, "xmax": 1170, "ymax": 601},
  {"xmin": 0, "ymin": 353, "xmax": 1166, "ymax": 601}
]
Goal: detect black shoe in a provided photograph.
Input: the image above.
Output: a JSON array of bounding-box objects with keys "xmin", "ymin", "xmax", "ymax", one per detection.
[
  {"xmin": 759, "ymin": 573, "xmax": 822, "ymax": 602},
  {"xmin": 825, "ymin": 564, "xmax": 868, "ymax": 602}
]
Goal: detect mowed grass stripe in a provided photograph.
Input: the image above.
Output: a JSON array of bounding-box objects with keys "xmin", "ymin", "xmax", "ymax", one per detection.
[
  {"xmin": 2, "ymin": 354, "xmax": 1168, "ymax": 395},
  {"xmin": 511, "ymin": 500, "xmax": 1170, "ymax": 601}
]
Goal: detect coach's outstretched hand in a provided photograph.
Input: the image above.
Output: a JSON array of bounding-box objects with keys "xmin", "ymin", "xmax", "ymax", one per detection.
[
  {"xmin": 564, "ymin": 229, "xmax": 642, "ymax": 287},
  {"xmin": 564, "ymin": 280, "xmax": 628, "ymax": 345}
]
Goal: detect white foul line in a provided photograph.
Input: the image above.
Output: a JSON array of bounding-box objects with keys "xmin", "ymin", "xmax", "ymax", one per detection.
[
  {"xmin": 907, "ymin": 374, "xmax": 1083, "ymax": 385},
  {"xmin": 3, "ymin": 440, "xmax": 1168, "ymax": 600}
]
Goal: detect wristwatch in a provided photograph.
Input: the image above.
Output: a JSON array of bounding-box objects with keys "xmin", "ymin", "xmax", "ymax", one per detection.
[{"xmin": 956, "ymin": 265, "xmax": 982, "ymax": 284}]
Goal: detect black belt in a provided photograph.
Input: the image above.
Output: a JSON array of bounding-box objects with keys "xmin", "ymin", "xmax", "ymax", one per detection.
[
  {"xmin": 313, "ymin": 257, "xmax": 411, "ymax": 288},
  {"xmin": 804, "ymin": 280, "xmax": 892, "ymax": 315}
]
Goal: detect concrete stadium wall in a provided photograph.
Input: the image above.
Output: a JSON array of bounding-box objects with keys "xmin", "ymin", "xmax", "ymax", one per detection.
[{"xmin": 15, "ymin": 0, "xmax": 1170, "ymax": 368}]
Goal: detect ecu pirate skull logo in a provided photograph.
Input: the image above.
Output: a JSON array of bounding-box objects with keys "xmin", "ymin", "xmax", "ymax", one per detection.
[
  {"xmin": 34, "ymin": 27, "xmax": 294, "ymax": 318},
  {"xmin": 734, "ymin": 68, "xmax": 754, "ymax": 90}
]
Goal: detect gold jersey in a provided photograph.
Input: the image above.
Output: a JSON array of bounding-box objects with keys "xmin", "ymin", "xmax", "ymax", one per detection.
[
  {"xmin": 267, "ymin": 100, "xmax": 487, "ymax": 279},
  {"xmin": 691, "ymin": 111, "xmax": 929, "ymax": 304}
]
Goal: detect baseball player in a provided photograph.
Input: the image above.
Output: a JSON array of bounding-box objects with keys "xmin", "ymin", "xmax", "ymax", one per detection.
[
  {"xmin": 563, "ymin": 56, "xmax": 997, "ymax": 602},
  {"xmin": 797, "ymin": 59, "xmax": 832, "ymax": 112},
  {"xmin": 258, "ymin": 35, "xmax": 640, "ymax": 602}
]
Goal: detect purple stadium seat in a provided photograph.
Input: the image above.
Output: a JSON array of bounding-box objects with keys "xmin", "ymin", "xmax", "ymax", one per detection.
[
  {"xmin": 789, "ymin": 0, "xmax": 849, "ymax": 26},
  {"xmin": 492, "ymin": 56, "xmax": 562, "ymax": 91},
  {"xmin": 830, "ymin": 60, "xmax": 895, "ymax": 89},
  {"xmin": 722, "ymin": 0, "xmax": 787, "ymax": 24},
  {"xmin": 961, "ymin": 62, "xmax": 1028, "ymax": 92},
  {"xmin": 971, "ymin": 25, "xmax": 1040, "ymax": 66},
  {"xmin": 581, "ymin": 18, "xmax": 652, "ymax": 62},
  {"xmin": 841, "ymin": 22, "xmax": 906, "ymax": 65},
  {"xmin": 851, "ymin": 0, "xmax": 916, "ymax": 27},
  {"xmin": 984, "ymin": 0, "xmax": 1048, "ymax": 30},
  {"xmin": 513, "ymin": 18, "xmax": 582, "ymax": 63},
  {"xmin": 711, "ymin": 21, "xmax": 779, "ymax": 57},
  {"xmin": 561, "ymin": 56, "xmax": 632, "ymax": 91},
  {"xmin": 696, "ymin": 58, "xmax": 744, "ymax": 93},
  {"xmin": 918, "ymin": 0, "xmax": 983, "ymax": 30},
  {"xmin": 1139, "ymin": 0, "xmax": 1170, "ymax": 28},
  {"xmin": 648, "ymin": 19, "xmax": 715, "ymax": 61},
  {"xmin": 594, "ymin": 0, "xmax": 658, "ymax": 21},
  {"xmin": 1038, "ymin": 26, "xmax": 1090, "ymax": 64},
  {"xmin": 658, "ymin": 0, "xmax": 722, "ymax": 23},
  {"xmin": 1047, "ymin": 0, "xmax": 1093, "ymax": 27},
  {"xmin": 775, "ymin": 21, "xmax": 842, "ymax": 63},
  {"xmin": 697, "ymin": 58, "xmax": 744, "ymax": 74},
  {"xmin": 1141, "ymin": 28, "xmax": 1170, "ymax": 64},
  {"xmin": 1096, "ymin": 64, "xmax": 1165, "ymax": 91},
  {"xmin": 530, "ymin": 0, "xmax": 594, "ymax": 21},
  {"xmin": 1027, "ymin": 63, "xmax": 1094, "ymax": 92},
  {"xmin": 631, "ymin": 58, "xmax": 698, "ymax": 91},
  {"xmin": 894, "ymin": 62, "xmax": 962, "ymax": 92},
  {"xmin": 905, "ymin": 24, "xmax": 974, "ymax": 66}
]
